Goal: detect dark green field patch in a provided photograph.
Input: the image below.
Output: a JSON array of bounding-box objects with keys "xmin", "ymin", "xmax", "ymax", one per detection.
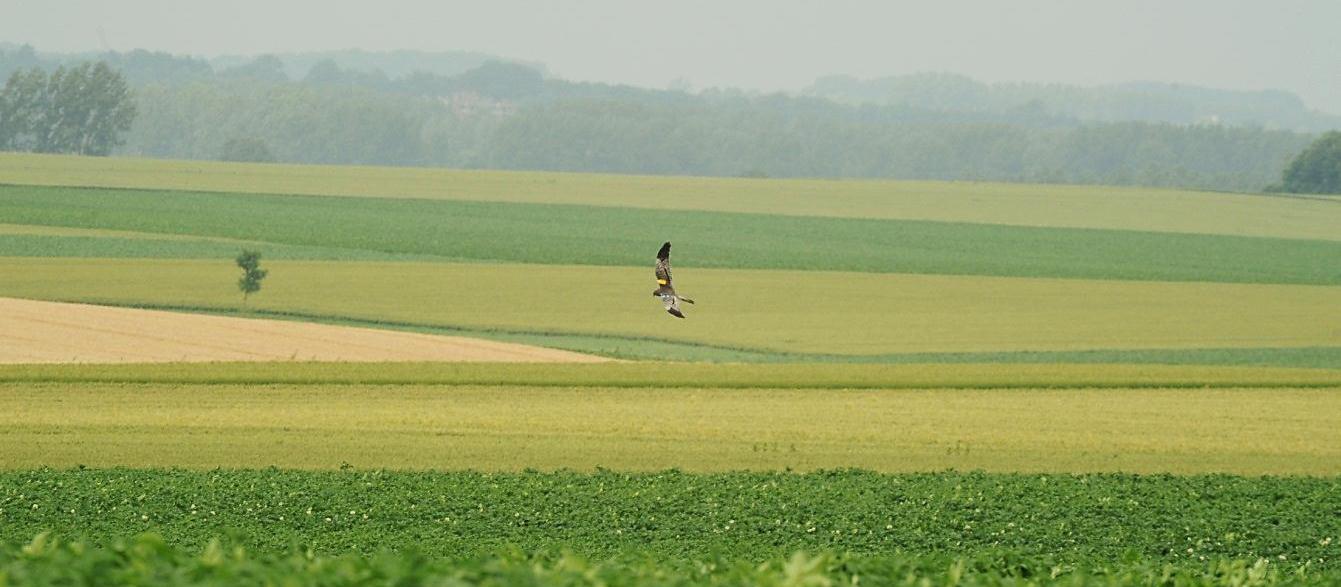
[
  {"xmin": 3, "ymin": 469, "xmax": 1338, "ymax": 569},
  {"xmin": 2, "ymin": 184, "xmax": 1338, "ymax": 284}
]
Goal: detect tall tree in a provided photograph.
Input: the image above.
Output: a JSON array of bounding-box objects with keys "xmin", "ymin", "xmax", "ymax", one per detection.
[
  {"xmin": 235, "ymin": 250, "xmax": 268, "ymax": 303},
  {"xmin": 0, "ymin": 62, "xmax": 136, "ymax": 155},
  {"xmin": 1278, "ymin": 131, "xmax": 1341, "ymax": 194},
  {"xmin": 0, "ymin": 68, "xmax": 49, "ymax": 151}
]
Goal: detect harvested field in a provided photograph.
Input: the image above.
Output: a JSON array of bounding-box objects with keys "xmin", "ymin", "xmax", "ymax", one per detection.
[{"xmin": 0, "ymin": 297, "xmax": 607, "ymax": 363}]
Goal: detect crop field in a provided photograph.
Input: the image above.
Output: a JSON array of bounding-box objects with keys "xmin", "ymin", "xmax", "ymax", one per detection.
[
  {"xmin": 0, "ymin": 298, "xmax": 607, "ymax": 363},
  {"xmin": 1, "ymin": 258, "xmax": 1336, "ymax": 360},
  {"xmin": 3, "ymin": 184, "xmax": 1339, "ymax": 284},
  {"xmin": 10, "ymin": 540, "xmax": 1337, "ymax": 587},
  {"xmin": 3, "ymin": 153, "xmax": 1341, "ymax": 583},
  {"xmin": 4, "ymin": 152, "xmax": 1341, "ymax": 241},
  {"xmin": 3, "ymin": 469, "xmax": 1340, "ymax": 583},
  {"xmin": 3, "ymin": 369, "xmax": 1340, "ymax": 473}
]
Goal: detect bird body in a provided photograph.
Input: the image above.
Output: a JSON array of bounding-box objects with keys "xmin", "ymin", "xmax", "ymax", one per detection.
[{"xmin": 653, "ymin": 241, "xmax": 694, "ymax": 318}]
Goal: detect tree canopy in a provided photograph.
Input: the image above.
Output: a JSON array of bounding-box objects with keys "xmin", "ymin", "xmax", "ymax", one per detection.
[
  {"xmin": 1278, "ymin": 131, "xmax": 1341, "ymax": 194},
  {"xmin": 0, "ymin": 61, "xmax": 137, "ymax": 155}
]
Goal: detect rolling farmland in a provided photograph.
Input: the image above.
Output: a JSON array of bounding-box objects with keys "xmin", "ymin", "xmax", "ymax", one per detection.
[
  {"xmin": 2, "ymin": 153, "xmax": 1339, "ymax": 584},
  {"xmin": 4, "ymin": 152, "xmax": 1340, "ymax": 241}
]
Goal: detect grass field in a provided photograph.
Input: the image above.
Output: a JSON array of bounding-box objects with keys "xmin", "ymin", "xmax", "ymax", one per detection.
[
  {"xmin": 3, "ymin": 184, "xmax": 1339, "ymax": 284},
  {"xmin": 2, "ymin": 363, "xmax": 1339, "ymax": 474},
  {"xmin": 2, "ymin": 258, "xmax": 1336, "ymax": 357},
  {"xmin": 4, "ymin": 151, "xmax": 1340, "ymax": 241}
]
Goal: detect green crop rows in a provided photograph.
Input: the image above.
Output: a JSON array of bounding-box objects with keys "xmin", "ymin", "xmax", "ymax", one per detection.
[{"xmin": 3, "ymin": 469, "xmax": 1339, "ymax": 567}]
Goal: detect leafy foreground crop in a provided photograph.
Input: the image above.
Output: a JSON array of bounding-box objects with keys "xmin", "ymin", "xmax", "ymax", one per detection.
[
  {"xmin": 3, "ymin": 469, "xmax": 1339, "ymax": 571},
  {"xmin": 3, "ymin": 533, "xmax": 1336, "ymax": 587}
]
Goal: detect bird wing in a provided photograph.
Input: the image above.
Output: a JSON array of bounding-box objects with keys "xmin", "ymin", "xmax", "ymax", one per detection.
[
  {"xmin": 655, "ymin": 241, "xmax": 673, "ymax": 287},
  {"xmin": 663, "ymin": 295, "xmax": 685, "ymax": 318}
]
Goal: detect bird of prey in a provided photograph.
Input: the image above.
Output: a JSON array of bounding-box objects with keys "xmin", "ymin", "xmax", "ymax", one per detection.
[{"xmin": 653, "ymin": 241, "xmax": 695, "ymax": 318}]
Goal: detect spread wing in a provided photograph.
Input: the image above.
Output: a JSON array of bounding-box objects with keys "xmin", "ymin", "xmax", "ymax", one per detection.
[
  {"xmin": 663, "ymin": 295, "xmax": 685, "ymax": 318},
  {"xmin": 655, "ymin": 241, "xmax": 673, "ymax": 287}
]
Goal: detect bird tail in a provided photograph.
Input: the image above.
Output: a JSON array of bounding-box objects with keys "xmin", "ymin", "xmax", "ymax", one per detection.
[{"xmin": 679, "ymin": 296, "xmax": 695, "ymax": 304}]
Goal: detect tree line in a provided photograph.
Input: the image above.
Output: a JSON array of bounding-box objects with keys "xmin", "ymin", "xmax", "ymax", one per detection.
[
  {"xmin": 1, "ymin": 45, "xmax": 1337, "ymax": 193},
  {"xmin": 0, "ymin": 61, "xmax": 137, "ymax": 155}
]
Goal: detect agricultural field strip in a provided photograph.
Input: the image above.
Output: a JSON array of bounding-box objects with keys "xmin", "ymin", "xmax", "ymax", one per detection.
[
  {"xmin": 4, "ymin": 391, "xmax": 1341, "ymax": 467},
  {"xmin": 2, "ymin": 259, "xmax": 1335, "ymax": 356},
  {"xmin": 0, "ymin": 297, "xmax": 608, "ymax": 364},
  {"xmin": 13, "ymin": 297, "xmax": 1341, "ymax": 366},
  {"xmin": 3, "ymin": 362, "xmax": 1339, "ymax": 389},
  {"xmin": 4, "ymin": 152, "xmax": 1340, "ymax": 241},
  {"xmin": 3, "ymin": 185, "xmax": 1339, "ymax": 286},
  {"xmin": 0, "ymin": 223, "xmax": 209, "ymax": 240}
]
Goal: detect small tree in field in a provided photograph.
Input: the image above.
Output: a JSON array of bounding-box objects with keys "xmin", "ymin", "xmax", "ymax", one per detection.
[{"xmin": 235, "ymin": 250, "xmax": 268, "ymax": 303}]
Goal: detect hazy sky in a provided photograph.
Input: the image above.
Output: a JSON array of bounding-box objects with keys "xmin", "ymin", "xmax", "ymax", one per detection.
[{"xmin": 4, "ymin": 0, "xmax": 1339, "ymax": 111}]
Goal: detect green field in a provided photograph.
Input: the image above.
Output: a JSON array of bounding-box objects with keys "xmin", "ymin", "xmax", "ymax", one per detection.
[
  {"xmin": 12, "ymin": 540, "xmax": 1338, "ymax": 587},
  {"xmin": 4, "ymin": 152, "xmax": 1340, "ymax": 241},
  {"xmin": 5, "ymin": 469, "xmax": 1339, "ymax": 565},
  {"xmin": 9, "ymin": 537, "xmax": 1332, "ymax": 587},
  {"xmin": 3, "ymin": 184, "xmax": 1339, "ymax": 284}
]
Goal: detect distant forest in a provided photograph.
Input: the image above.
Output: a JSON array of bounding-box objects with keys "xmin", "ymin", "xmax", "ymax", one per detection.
[{"xmin": 3, "ymin": 44, "xmax": 1336, "ymax": 192}]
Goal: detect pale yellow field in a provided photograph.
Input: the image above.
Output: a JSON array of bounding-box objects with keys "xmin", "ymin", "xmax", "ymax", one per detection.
[
  {"xmin": 0, "ymin": 297, "xmax": 606, "ymax": 363},
  {"xmin": 3, "ymin": 152, "xmax": 1338, "ymax": 240},
  {"xmin": 3, "ymin": 382, "xmax": 1338, "ymax": 474},
  {"xmin": 1, "ymin": 258, "xmax": 1337, "ymax": 355}
]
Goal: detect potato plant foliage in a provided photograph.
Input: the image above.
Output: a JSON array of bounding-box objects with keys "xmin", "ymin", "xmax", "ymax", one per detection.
[
  {"xmin": 2, "ymin": 533, "xmax": 1335, "ymax": 587},
  {"xmin": 2, "ymin": 469, "xmax": 1338, "ymax": 570}
]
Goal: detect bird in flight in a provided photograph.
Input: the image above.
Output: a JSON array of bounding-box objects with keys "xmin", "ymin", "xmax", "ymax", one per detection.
[{"xmin": 653, "ymin": 241, "xmax": 695, "ymax": 318}]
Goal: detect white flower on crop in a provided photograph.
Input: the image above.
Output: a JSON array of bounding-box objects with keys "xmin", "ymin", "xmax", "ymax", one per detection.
[
  {"xmin": 325, "ymin": 517, "xmax": 332, "ymax": 522},
  {"xmin": 141, "ymin": 515, "xmax": 148, "ymax": 521},
  {"xmin": 1323, "ymin": 537, "xmax": 1334, "ymax": 546}
]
